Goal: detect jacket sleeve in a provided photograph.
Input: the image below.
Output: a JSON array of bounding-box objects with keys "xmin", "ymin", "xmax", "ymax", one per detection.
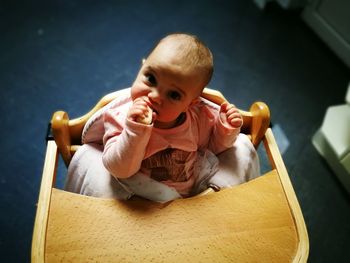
[
  {"xmin": 205, "ymin": 104, "xmax": 240, "ymax": 154},
  {"xmin": 102, "ymin": 106, "xmax": 152, "ymax": 178}
]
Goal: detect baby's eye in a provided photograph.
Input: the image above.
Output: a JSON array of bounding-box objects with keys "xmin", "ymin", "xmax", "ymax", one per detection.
[
  {"xmin": 144, "ymin": 74, "xmax": 157, "ymax": 86},
  {"xmin": 168, "ymin": 91, "xmax": 182, "ymax": 101}
]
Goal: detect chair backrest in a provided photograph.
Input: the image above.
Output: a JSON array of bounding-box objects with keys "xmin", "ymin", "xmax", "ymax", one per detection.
[{"xmin": 51, "ymin": 88, "xmax": 270, "ymax": 166}]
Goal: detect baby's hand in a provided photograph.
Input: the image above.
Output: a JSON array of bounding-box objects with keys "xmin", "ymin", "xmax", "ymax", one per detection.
[
  {"xmin": 220, "ymin": 102, "xmax": 243, "ymax": 129},
  {"xmin": 128, "ymin": 97, "xmax": 153, "ymax": 124}
]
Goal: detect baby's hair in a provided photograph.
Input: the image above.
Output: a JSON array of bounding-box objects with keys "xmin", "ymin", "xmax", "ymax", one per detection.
[{"xmin": 150, "ymin": 33, "xmax": 214, "ymax": 88}]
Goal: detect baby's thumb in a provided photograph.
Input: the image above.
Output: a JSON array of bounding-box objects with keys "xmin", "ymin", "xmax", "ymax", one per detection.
[
  {"xmin": 219, "ymin": 103, "xmax": 228, "ymax": 124},
  {"xmin": 220, "ymin": 102, "xmax": 228, "ymax": 113}
]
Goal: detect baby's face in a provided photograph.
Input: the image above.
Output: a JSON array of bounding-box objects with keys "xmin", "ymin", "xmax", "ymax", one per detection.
[{"xmin": 131, "ymin": 43, "xmax": 204, "ymax": 128}]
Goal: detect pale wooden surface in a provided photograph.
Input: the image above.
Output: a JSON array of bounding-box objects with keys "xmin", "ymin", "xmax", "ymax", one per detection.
[
  {"xmin": 263, "ymin": 128, "xmax": 309, "ymax": 262},
  {"xmin": 45, "ymin": 170, "xmax": 298, "ymax": 262},
  {"xmin": 31, "ymin": 141, "xmax": 58, "ymax": 263}
]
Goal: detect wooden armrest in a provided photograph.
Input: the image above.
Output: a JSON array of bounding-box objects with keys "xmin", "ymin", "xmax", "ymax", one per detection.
[
  {"xmin": 250, "ymin": 102, "xmax": 270, "ymax": 147},
  {"xmin": 51, "ymin": 111, "xmax": 71, "ymax": 166}
]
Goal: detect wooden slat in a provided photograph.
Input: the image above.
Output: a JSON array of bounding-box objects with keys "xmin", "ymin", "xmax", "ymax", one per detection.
[
  {"xmin": 32, "ymin": 141, "xmax": 58, "ymax": 263},
  {"xmin": 263, "ymin": 128, "xmax": 309, "ymax": 262},
  {"xmin": 45, "ymin": 170, "xmax": 298, "ymax": 262}
]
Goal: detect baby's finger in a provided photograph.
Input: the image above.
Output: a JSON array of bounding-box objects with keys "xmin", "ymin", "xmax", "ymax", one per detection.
[
  {"xmin": 226, "ymin": 107, "xmax": 239, "ymax": 116},
  {"xmin": 128, "ymin": 101, "xmax": 149, "ymax": 120},
  {"xmin": 128, "ymin": 109, "xmax": 144, "ymax": 120},
  {"xmin": 220, "ymin": 102, "xmax": 227, "ymax": 112},
  {"xmin": 227, "ymin": 112, "xmax": 241, "ymax": 121},
  {"xmin": 132, "ymin": 103, "xmax": 147, "ymax": 111},
  {"xmin": 136, "ymin": 106, "xmax": 153, "ymax": 124},
  {"xmin": 227, "ymin": 116, "xmax": 242, "ymax": 123},
  {"xmin": 133, "ymin": 98, "xmax": 148, "ymax": 107},
  {"xmin": 230, "ymin": 117, "xmax": 243, "ymax": 128}
]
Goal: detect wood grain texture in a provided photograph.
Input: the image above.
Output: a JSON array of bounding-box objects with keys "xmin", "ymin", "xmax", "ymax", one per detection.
[
  {"xmin": 263, "ymin": 128, "xmax": 309, "ymax": 262},
  {"xmin": 31, "ymin": 141, "xmax": 58, "ymax": 263},
  {"xmin": 45, "ymin": 170, "xmax": 298, "ymax": 262}
]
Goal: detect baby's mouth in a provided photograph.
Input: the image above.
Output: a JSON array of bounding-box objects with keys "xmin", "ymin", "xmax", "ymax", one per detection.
[
  {"xmin": 151, "ymin": 108, "xmax": 158, "ymax": 122},
  {"xmin": 152, "ymin": 108, "xmax": 159, "ymax": 115},
  {"xmin": 146, "ymin": 103, "xmax": 158, "ymax": 115},
  {"xmin": 142, "ymin": 98, "xmax": 159, "ymax": 116}
]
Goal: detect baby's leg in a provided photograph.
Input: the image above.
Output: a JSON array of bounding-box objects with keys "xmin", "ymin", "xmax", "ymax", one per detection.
[
  {"xmin": 208, "ymin": 133, "xmax": 260, "ymax": 189},
  {"xmin": 119, "ymin": 175, "xmax": 182, "ymax": 203},
  {"xmin": 65, "ymin": 143, "xmax": 181, "ymax": 202},
  {"xmin": 65, "ymin": 143, "xmax": 133, "ymax": 200}
]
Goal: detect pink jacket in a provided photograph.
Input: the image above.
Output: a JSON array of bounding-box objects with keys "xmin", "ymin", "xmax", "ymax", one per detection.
[{"xmin": 102, "ymin": 90, "xmax": 240, "ymax": 194}]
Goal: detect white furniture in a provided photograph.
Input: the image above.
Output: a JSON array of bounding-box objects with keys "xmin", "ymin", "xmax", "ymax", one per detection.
[
  {"xmin": 312, "ymin": 84, "xmax": 350, "ymax": 192},
  {"xmin": 302, "ymin": 0, "xmax": 350, "ymax": 68},
  {"xmin": 255, "ymin": 0, "xmax": 350, "ymax": 68}
]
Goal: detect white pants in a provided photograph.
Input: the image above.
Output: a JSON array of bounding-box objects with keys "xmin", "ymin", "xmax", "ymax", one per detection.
[{"xmin": 65, "ymin": 134, "xmax": 260, "ymax": 202}]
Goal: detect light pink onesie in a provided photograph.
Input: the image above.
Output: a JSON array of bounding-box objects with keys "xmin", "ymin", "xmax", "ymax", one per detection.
[{"xmin": 102, "ymin": 92, "xmax": 240, "ymax": 196}]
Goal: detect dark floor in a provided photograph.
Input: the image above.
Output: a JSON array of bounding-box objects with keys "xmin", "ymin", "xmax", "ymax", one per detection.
[{"xmin": 1, "ymin": 1, "xmax": 350, "ymax": 262}]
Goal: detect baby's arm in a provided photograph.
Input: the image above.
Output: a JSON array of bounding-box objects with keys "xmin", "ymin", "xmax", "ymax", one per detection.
[
  {"xmin": 102, "ymin": 99, "xmax": 153, "ymax": 178},
  {"xmin": 208, "ymin": 102, "xmax": 242, "ymax": 154}
]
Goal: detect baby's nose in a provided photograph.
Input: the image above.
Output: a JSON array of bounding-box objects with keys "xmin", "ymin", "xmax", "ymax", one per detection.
[{"xmin": 148, "ymin": 89, "xmax": 161, "ymax": 105}]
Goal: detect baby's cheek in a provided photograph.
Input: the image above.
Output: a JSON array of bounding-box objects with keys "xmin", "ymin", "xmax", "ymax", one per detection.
[{"xmin": 131, "ymin": 85, "xmax": 149, "ymax": 101}]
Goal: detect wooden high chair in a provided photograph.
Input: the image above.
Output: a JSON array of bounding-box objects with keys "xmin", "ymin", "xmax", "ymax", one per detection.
[{"xmin": 32, "ymin": 88, "xmax": 309, "ymax": 262}]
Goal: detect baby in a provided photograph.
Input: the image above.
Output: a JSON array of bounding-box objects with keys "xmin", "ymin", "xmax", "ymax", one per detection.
[{"xmin": 66, "ymin": 33, "xmax": 259, "ymax": 202}]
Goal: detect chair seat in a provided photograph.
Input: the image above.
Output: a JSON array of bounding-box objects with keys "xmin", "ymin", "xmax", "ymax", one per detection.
[{"xmin": 45, "ymin": 170, "xmax": 298, "ymax": 262}]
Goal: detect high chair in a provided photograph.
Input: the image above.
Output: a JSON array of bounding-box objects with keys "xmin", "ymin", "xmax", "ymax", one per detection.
[{"xmin": 32, "ymin": 88, "xmax": 309, "ymax": 262}]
